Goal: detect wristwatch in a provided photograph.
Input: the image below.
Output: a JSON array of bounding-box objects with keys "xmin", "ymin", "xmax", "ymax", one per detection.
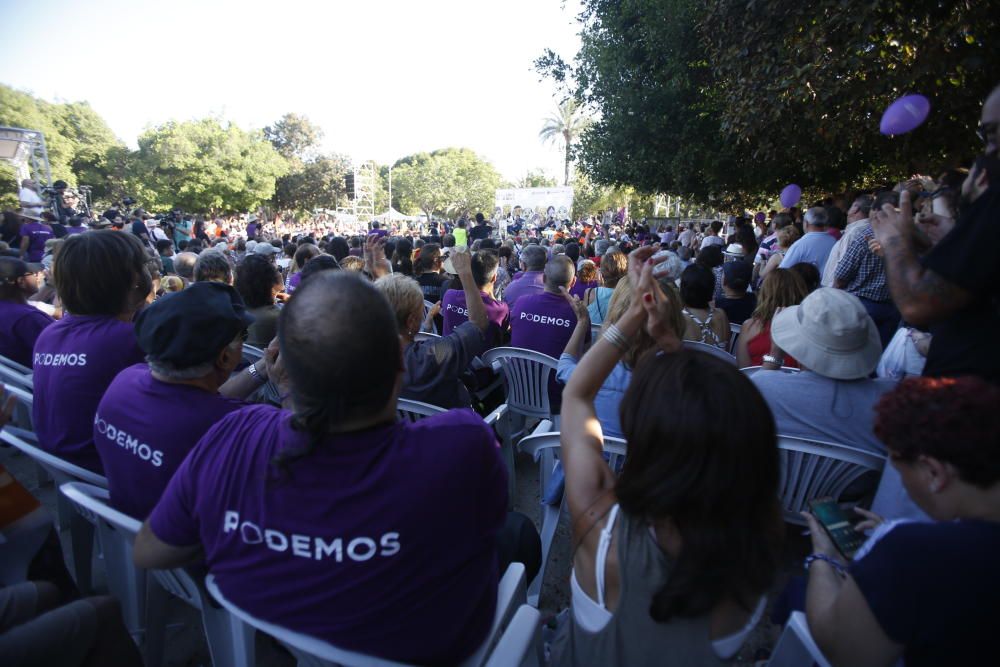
[{"xmin": 762, "ymin": 354, "xmax": 784, "ymax": 366}]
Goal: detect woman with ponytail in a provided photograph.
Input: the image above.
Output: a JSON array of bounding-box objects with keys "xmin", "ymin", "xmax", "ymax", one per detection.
[{"xmin": 550, "ymin": 246, "xmax": 783, "ymax": 666}]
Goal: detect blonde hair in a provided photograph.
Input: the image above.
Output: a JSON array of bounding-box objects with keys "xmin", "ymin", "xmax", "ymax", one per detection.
[
  {"xmin": 775, "ymin": 225, "xmax": 801, "ymax": 249},
  {"xmin": 340, "ymin": 256, "xmax": 364, "ymax": 272},
  {"xmin": 752, "ymin": 269, "xmax": 808, "ymax": 325},
  {"xmin": 160, "ymin": 276, "xmax": 185, "ymax": 293},
  {"xmin": 603, "ymin": 275, "xmax": 684, "ymax": 369},
  {"xmin": 600, "ymin": 250, "xmax": 628, "ymax": 287},
  {"xmin": 374, "ymin": 273, "xmax": 424, "ymax": 333}
]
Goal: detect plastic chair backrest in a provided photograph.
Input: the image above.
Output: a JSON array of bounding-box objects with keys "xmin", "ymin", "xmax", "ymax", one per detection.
[
  {"xmin": 767, "ymin": 611, "xmax": 833, "ymax": 667},
  {"xmin": 728, "ymin": 323, "xmax": 742, "ymax": 356},
  {"xmin": 423, "ymin": 300, "xmax": 438, "ymax": 334},
  {"xmin": 1, "ymin": 430, "xmax": 107, "ymax": 488},
  {"xmin": 777, "ymin": 435, "xmax": 886, "ymax": 525},
  {"xmin": 205, "ymin": 562, "xmax": 527, "ymax": 667},
  {"xmin": 1, "ymin": 382, "xmax": 36, "ymax": 441},
  {"xmin": 0, "ymin": 362, "xmax": 33, "ymax": 391},
  {"xmin": 740, "ymin": 365, "xmax": 801, "ymax": 377},
  {"xmin": 481, "ymin": 347, "xmax": 559, "ymax": 421},
  {"xmin": 484, "ymin": 605, "xmax": 542, "ymax": 667},
  {"xmin": 414, "ymin": 331, "xmax": 441, "ymax": 342},
  {"xmin": 396, "ymin": 398, "xmax": 447, "ymax": 423},
  {"xmin": 242, "ymin": 345, "xmax": 265, "ymax": 363},
  {"xmin": 682, "ymin": 340, "xmax": 738, "ymax": 365},
  {"xmin": 0, "ymin": 353, "xmax": 32, "ymax": 374}
]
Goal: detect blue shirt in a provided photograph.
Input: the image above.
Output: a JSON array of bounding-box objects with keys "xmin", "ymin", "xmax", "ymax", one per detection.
[
  {"xmin": 779, "ymin": 231, "xmax": 837, "ymax": 272},
  {"xmin": 556, "ymin": 354, "xmax": 629, "ymax": 438}
]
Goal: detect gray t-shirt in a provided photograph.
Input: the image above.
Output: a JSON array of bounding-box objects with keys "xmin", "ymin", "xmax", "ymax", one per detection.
[
  {"xmin": 401, "ymin": 321, "xmax": 486, "ymax": 409},
  {"xmin": 750, "ymin": 370, "xmax": 895, "ymax": 454}
]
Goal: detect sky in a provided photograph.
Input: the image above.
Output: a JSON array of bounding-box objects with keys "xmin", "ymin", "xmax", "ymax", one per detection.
[{"xmin": 0, "ymin": 0, "xmax": 584, "ymax": 182}]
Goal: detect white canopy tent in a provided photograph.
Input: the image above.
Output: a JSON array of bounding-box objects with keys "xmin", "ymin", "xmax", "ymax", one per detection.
[{"xmin": 373, "ymin": 208, "xmax": 422, "ymax": 223}]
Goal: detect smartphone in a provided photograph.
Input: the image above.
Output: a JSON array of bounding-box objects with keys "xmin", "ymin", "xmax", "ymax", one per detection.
[{"xmin": 808, "ymin": 497, "xmax": 865, "ymax": 559}]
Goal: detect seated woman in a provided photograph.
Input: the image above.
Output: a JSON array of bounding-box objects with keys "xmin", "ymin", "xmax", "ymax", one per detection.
[
  {"xmin": 235, "ymin": 255, "xmax": 283, "ymax": 348},
  {"xmin": 552, "ymin": 248, "xmax": 782, "ymax": 665},
  {"xmin": 31, "ymin": 231, "xmax": 151, "ymax": 473},
  {"xmin": 679, "ymin": 264, "xmax": 730, "ymax": 349},
  {"xmin": 285, "ymin": 243, "xmax": 320, "ymax": 292},
  {"xmin": 374, "ymin": 249, "xmax": 489, "ymax": 409},
  {"xmin": 803, "ymin": 376, "xmax": 1000, "ymax": 667},
  {"xmin": 585, "ymin": 250, "xmax": 627, "ymax": 325},
  {"xmin": 736, "ymin": 268, "xmax": 809, "ymax": 368},
  {"xmin": 570, "ymin": 259, "xmax": 601, "ymax": 299},
  {"xmin": 758, "ymin": 225, "xmax": 800, "ymax": 281}
]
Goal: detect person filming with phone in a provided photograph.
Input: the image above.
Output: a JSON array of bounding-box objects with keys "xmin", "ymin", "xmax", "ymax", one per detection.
[{"xmin": 801, "ymin": 376, "xmax": 1000, "ymax": 667}]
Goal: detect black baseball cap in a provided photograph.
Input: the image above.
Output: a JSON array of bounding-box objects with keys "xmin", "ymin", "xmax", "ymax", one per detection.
[
  {"xmin": 135, "ymin": 282, "xmax": 255, "ymax": 368},
  {"xmin": 0, "ymin": 257, "xmax": 44, "ymax": 283}
]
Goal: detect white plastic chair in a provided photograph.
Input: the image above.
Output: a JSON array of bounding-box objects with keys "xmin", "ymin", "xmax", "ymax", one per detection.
[
  {"xmin": 205, "ymin": 562, "xmax": 527, "ymax": 667},
  {"xmin": 0, "ymin": 361, "xmax": 33, "ymax": 392},
  {"xmin": 423, "ymin": 299, "xmax": 439, "ymax": 335},
  {"xmin": 728, "ymin": 322, "xmax": 742, "ymax": 356},
  {"xmin": 59, "ymin": 482, "xmax": 256, "ymax": 667},
  {"xmin": 242, "ymin": 344, "xmax": 266, "ymax": 363},
  {"xmin": 0, "ymin": 353, "xmax": 33, "ymax": 374},
  {"xmin": 518, "ymin": 429, "xmax": 627, "ymax": 606},
  {"xmin": 1, "ymin": 430, "xmax": 106, "ymax": 592},
  {"xmin": 396, "ymin": 397, "xmax": 448, "ymax": 422},
  {"xmin": 414, "ymin": 331, "xmax": 441, "ymax": 342},
  {"xmin": 740, "ymin": 365, "xmax": 802, "ymax": 377},
  {"xmin": 777, "ymin": 435, "xmax": 886, "ymax": 525},
  {"xmin": 682, "ymin": 340, "xmax": 738, "ymax": 365},
  {"xmin": 484, "ymin": 605, "xmax": 542, "ymax": 667},
  {"xmin": 481, "ymin": 347, "xmax": 561, "ymax": 505},
  {"xmin": 768, "ymin": 611, "xmax": 833, "ymax": 667},
  {"xmin": 1, "ymin": 382, "xmax": 36, "ymax": 442}
]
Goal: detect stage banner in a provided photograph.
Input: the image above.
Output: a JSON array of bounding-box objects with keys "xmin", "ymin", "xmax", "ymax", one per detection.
[{"xmin": 494, "ymin": 186, "xmax": 574, "ymax": 219}]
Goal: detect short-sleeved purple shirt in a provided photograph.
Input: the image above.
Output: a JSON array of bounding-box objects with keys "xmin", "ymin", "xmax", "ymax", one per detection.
[
  {"xmin": 502, "ymin": 270, "xmax": 545, "ymax": 308},
  {"xmin": 441, "ymin": 289, "xmax": 509, "ymax": 348},
  {"xmin": 0, "ymin": 300, "xmax": 53, "ymax": 368},
  {"xmin": 18, "ymin": 222, "xmax": 54, "ymax": 263},
  {"xmin": 32, "ymin": 315, "xmax": 145, "ymax": 472},
  {"xmin": 149, "ymin": 405, "xmax": 507, "ymax": 664},
  {"xmin": 94, "ymin": 364, "xmax": 246, "ymax": 519},
  {"xmin": 511, "ymin": 291, "xmax": 589, "ymax": 411}
]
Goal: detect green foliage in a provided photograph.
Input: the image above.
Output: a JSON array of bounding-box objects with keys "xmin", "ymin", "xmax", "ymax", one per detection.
[
  {"xmin": 0, "ymin": 84, "xmax": 125, "ymax": 194},
  {"xmin": 129, "ymin": 118, "xmax": 288, "ymax": 212},
  {"xmin": 392, "ymin": 148, "xmax": 501, "ymax": 220},
  {"xmin": 539, "ymin": 0, "xmax": 1000, "ymax": 204},
  {"xmin": 517, "ymin": 169, "xmax": 559, "ymax": 188},
  {"xmin": 264, "ymin": 113, "xmax": 323, "ymax": 162},
  {"xmin": 273, "ymin": 153, "xmax": 352, "ymax": 212}
]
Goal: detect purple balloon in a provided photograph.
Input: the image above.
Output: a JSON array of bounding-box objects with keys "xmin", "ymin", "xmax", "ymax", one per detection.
[
  {"xmin": 880, "ymin": 94, "xmax": 931, "ymax": 136},
  {"xmin": 780, "ymin": 184, "xmax": 802, "ymax": 209}
]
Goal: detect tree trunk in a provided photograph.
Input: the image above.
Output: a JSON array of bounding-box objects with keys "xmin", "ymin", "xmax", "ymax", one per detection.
[{"xmin": 564, "ymin": 148, "xmax": 570, "ymax": 186}]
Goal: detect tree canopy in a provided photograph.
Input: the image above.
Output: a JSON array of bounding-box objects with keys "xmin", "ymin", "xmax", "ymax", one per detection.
[
  {"xmin": 128, "ymin": 118, "xmax": 287, "ymax": 212},
  {"xmin": 538, "ymin": 0, "xmax": 999, "ymax": 205},
  {"xmin": 392, "ymin": 148, "xmax": 501, "ymax": 220}
]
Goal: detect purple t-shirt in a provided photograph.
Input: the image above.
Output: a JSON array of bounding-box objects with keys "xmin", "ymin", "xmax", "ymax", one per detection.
[
  {"xmin": 94, "ymin": 364, "xmax": 245, "ymax": 519},
  {"xmin": 287, "ymin": 272, "xmax": 302, "ymax": 292},
  {"xmin": 32, "ymin": 315, "xmax": 145, "ymax": 473},
  {"xmin": 511, "ymin": 291, "xmax": 589, "ymax": 411},
  {"xmin": 569, "ymin": 279, "xmax": 599, "ymax": 300},
  {"xmin": 149, "ymin": 404, "xmax": 506, "ymax": 664},
  {"xmin": 0, "ymin": 300, "xmax": 53, "ymax": 368},
  {"xmin": 441, "ymin": 289, "xmax": 509, "ymax": 349},
  {"xmin": 502, "ymin": 270, "xmax": 545, "ymax": 308},
  {"xmin": 19, "ymin": 222, "xmax": 53, "ymax": 263}
]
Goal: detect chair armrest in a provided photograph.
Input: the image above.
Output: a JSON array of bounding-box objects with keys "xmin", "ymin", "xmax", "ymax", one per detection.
[
  {"xmin": 467, "ymin": 562, "xmax": 527, "ymax": 666},
  {"xmin": 483, "ymin": 404, "xmax": 508, "ymax": 427}
]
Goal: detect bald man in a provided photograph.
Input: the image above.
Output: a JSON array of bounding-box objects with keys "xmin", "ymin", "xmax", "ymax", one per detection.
[{"xmin": 510, "ymin": 255, "xmax": 590, "ymax": 411}]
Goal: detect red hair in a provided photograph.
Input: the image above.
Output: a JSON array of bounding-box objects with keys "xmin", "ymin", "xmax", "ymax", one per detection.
[{"xmin": 875, "ymin": 376, "xmax": 1000, "ymax": 488}]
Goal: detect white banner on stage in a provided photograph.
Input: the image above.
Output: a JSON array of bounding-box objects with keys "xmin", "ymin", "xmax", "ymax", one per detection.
[{"xmin": 494, "ymin": 186, "xmax": 574, "ymax": 218}]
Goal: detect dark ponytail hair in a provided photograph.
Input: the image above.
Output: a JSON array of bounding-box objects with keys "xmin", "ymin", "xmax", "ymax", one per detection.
[
  {"xmin": 616, "ymin": 351, "xmax": 783, "ymax": 622},
  {"xmin": 270, "ymin": 271, "xmax": 401, "ymax": 477}
]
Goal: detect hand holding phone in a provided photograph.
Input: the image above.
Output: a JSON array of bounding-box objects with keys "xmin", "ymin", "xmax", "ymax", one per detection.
[{"xmin": 808, "ymin": 498, "xmax": 866, "ymax": 559}]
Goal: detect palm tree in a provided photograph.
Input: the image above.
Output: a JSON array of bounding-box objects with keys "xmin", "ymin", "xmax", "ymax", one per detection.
[{"xmin": 539, "ymin": 99, "xmax": 591, "ymax": 186}]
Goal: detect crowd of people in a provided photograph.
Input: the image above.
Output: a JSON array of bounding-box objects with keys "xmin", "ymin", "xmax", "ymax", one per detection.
[{"xmin": 0, "ymin": 84, "xmax": 997, "ymax": 666}]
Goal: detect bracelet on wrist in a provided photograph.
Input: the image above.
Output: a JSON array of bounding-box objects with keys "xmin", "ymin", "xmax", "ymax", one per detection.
[
  {"xmin": 762, "ymin": 353, "xmax": 784, "ymax": 366},
  {"xmin": 246, "ymin": 362, "xmax": 267, "ymax": 385},
  {"xmin": 602, "ymin": 323, "xmax": 630, "ymax": 352},
  {"xmin": 804, "ymin": 553, "xmax": 846, "ymax": 576}
]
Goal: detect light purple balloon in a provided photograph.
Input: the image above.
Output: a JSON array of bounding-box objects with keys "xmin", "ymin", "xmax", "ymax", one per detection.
[
  {"xmin": 880, "ymin": 94, "xmax": 931, "ymax": 136},
  {"xmin": 780, "ymin": 184, "xmax": 802, "ymax": 209}
]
